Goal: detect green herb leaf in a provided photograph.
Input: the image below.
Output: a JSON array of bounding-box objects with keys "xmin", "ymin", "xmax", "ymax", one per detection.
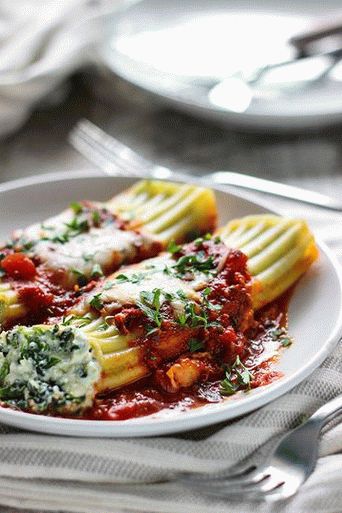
[
  {"xmin": 220, "ymin": 356, "xmax": 253, "ymax": 396},
  {"xmin": 172, "ymin": 253, "xmax": 215, "ymax": 277},
  {"xmin": 65, "ymin": 217, "xmax": 89, "ymax": 234},
  {"xmin": 89, "ymin": 293, "xmax": 103, "ymax": 311},
  {"xmin": 167, "ymin": 240, "xmax": 182, "ymax": 254},
  {"xmin": 188, "ymin": 338, "xmax": 204, "ymax": 352},
  {"xmin": 194, "ymin": 233, "xmax": 212, "ymax": 247},
  {"xmin": 220, "ymin": 375, "xmax": 238, "ymax": 396},
  {"xmin": 46, "ymin": 356, "xmax": 61, "ymax": 369},
  {"xmin": 115, "ymin": 274, "xmax": 129, "ymax": 283},
  {"xmin": 91, "ymin": 264, "xmax": 103, "ymax": 278},
  {"xmin": 70, "ymin": 202, "xmax": 83, "ymax": 215},
  {"xmin": 92, "ymin": 210, "xmax": 101, "ymax": 225},
  {"xmin": 0, "ymin": 360, "xmax": 9, "ymax": 382},
  {"xmin": 130, "ymin": 273, "xmax": 146, "ymax": 284},
  {"xmin": 280, "ymin": 337, "xmax": 292, "ymax": 347},
  {"xmin": 71, "ymin": 268, "xmax": 88, "ymax": 287},
  {"xmin": 103, "ymin": 281, "xmax": 114, "ymax": 290},
  {"xmin": 115, "ymin": 273, "xmax": 146, "ymax": 284},
  {"xmin": 137, "ymin": 289, "xmax": 163, "ymax": 329}
]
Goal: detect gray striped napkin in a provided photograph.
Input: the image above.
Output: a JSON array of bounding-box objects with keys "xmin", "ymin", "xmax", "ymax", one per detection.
[{"xmin": 0, "ymin": 182, "xmax": 341, "ymax": 513}]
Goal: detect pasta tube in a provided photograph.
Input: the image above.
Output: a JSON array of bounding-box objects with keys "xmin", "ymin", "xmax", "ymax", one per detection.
[
  {"xmin": 0, "ymin": 180, "xmax": 217, "ymax": 326},
  {"xmin": 218, "ymin": 215, "xmax": 318, "ymax": 309},
  {"xmin": 107, "ymin": 179, "xmax": 217, "ymax": 242}
]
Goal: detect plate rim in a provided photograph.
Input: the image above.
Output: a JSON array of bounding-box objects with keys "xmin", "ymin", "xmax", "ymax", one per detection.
[
  {"xmin": 0, "ymin": 170, "xmax": 342, "ymax": 437},
  {"xmin": 101, "ymin": 49, "xmax": 342, "ymax": 130}
]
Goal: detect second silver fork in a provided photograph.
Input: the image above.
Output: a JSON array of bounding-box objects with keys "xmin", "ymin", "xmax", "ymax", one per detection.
[{"xmin": 69, "ymin": 119, "xmax": 342, "ymax": 211}]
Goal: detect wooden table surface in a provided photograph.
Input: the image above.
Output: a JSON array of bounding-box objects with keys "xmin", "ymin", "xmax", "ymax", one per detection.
[{"xmin": 0, "ymin": 73, "xmax": 341, "ymax": 196}]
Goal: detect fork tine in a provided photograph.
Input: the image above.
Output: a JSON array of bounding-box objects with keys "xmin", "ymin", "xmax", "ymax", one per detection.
[
  {"xmin": 181, "ymin": 473, "xmax": 284, "ymax": 500},
  {"xmin": 69, "ymin": 130, "xmax": 117, "ymax": 174},
  {"xmin": 70, "ymin": 127, "xmax": 142, "ymax": 178},
  {"xmin": 178, "ymin": 466, "xmax": 268, "ymax": 490},
  {"xmin": 73, "ymin": 119, "xmax": 150, "ymax": 173},
  {"xmin": 75, "ymin": 127, "xmax": 142, "ymax": 175},
  {"xmin": 70, "ymin": 119, "xmax": 181, "ymax": 182}
]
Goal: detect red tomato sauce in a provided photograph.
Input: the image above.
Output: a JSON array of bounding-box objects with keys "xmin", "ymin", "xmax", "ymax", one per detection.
[
  {"xmin": 0, "ymin": 233, "xmax": 292, "ymax": 422},
  {"xmin": 82, "ymin": 293, "xmax": 290, "ymax": 422}
]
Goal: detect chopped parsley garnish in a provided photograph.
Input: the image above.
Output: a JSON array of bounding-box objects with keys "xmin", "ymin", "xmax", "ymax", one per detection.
[
  {"xmin": 89, "ymin": 293, "xmax": 103, "ymax": 311},
  {"xmin": 103, "ymin": 281, "xmax": 114, "ymax": 290},
  {"xmin": 115, "ymin": 273, "xmax": 146, "ymax": 284},
  {"xmin": 167, "ymin": 240, "xmax": 182, "ymax": 254},
  {"xmin": 50, "ymin": 234, "xmax": 70, "ymax": 244},
  {"xmin": 62, "ymin": 315, "xmax": 92, "ymax": 327},
  {"xmin": 201, "ymin": 287, "xmax": 222, "ymax": 311},
  {"xmin": 115, "ymin": 272, "xmax": 146, "ymax": 284},
  {"xmin": 267, "ymin": 325, "xmax": 292, "ymax": 347},
  {"xmin": 163, "ymin": 265, "xmax": 172, "ymax": 276},
  {"xmin": 71, "ymin": 268, "xmax": 88, "ymax": 287},
  {"xmin": 134, "ymin": 283, "xmax": 222, "ymax": 334},
  {"xmin": 180, "ymin": 302, "xmax": 208, "ymax": 328},
  {"xmin": 220, "ymin": 356, "xmax": 253, "ymax": 396},
  {"xmin": 65, "ymin": 217, "xmax": 89, "ymax": 234},
  {"xmin": 137, "ymin": 289, "xmax": 163, "ymax": 329},
  {"xmin": 188, "ymin": 339, "xmax": 204, "ymax": 352},
  {"xmin": 280, "ymin": 337, "xmax": 292, "ymax": 347},
  {"xmin": 40, "ymin": 205, "xmax": 106, "ymax": 245},
  {"xmin": 91, "ymin": 264, "xmax": 103, "ymax": 278},
  {"xmin": 83, "ymin": 252, "xmax": 94, "ymax": 262},
  {"xmin": 115, "ymin": 273, "xmax": 128, "ymax": 283},
  {"xmin": 70, "ymin": 202, "xmax": 83, "ymax": 215},
  {"xmin": 194, "ymin": 233, "xmax": 212, "ymax": 246},
  {"xmin": 172, "ymin": 252, "xmax": 215, "ymax": 277},
  {"xmin": 92, "ymin": 210, "xmax": 101, "ymax": 225}
]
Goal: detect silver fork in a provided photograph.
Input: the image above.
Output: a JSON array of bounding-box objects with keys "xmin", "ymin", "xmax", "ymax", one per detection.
[
  {"xmin": 69, "ymin": 119, "xmax": 189, "ymax": 182},
  {"xmin": 68, "ymin": 119, "xmax": 342, "ymax": 211},
  {"xmin": 176, "ymin": 393, "xmax": 342, "ymax": 502}
]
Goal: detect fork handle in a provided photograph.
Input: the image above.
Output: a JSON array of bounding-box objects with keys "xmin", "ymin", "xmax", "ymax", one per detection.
[{"xmin": 309, "ymin": 393, "xmax": 342, "ymax": 429}]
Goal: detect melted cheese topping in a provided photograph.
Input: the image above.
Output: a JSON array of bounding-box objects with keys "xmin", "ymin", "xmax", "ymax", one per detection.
[
  {"xmin": 35, "ymin": 226, "xmax": 140, "ymax": 280},
  {"xmin": 20, "ymin": 208, "xmax": 79, "ymax": 241},
  {"xmin": 91, "ymin": 254, "xmax": 211, "ymax": 312},
  {"xmin": 16, "ymin": 208, "xmax": 157, "ymax": 288}
]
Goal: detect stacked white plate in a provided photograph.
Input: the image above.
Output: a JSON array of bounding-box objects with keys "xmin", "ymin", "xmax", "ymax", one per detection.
[{"xmin": 101, "ymin": 0, "xmax": 342, "ymax": 130}]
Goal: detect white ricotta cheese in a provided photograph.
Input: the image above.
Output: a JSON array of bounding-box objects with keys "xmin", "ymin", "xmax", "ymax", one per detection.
[{"xmin": 0, "ymin": 325, "xmax": 101, "ymax": 414}]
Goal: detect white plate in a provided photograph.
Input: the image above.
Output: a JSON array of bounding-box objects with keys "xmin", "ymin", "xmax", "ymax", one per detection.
[
  {"xmin": 0, "ymin": 171, "xmax": 341, "ymax": 437},
  {"xmin": 101, "ymin": 0, "xmax": 342, "ymax": 130}
]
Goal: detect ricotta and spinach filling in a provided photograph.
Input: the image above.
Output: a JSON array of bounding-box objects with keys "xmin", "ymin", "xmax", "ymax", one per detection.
[{"xmin": 0, "ymin": 325, "xmax": 100, "ymax": 414}]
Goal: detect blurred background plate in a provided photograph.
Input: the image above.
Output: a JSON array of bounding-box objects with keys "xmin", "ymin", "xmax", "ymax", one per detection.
[{"xmin": 101, "ymin": 0, "xmax": 342, "ymax": 131}]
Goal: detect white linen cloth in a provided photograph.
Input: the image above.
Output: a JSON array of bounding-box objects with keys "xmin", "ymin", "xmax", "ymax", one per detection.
[
  {"xmin": 0, "ymin": 189, "xmax": 341, "ymax": 513},
  {"xmin": 0, "ymin": 0, "xmax": 133, "ymax": 138}
]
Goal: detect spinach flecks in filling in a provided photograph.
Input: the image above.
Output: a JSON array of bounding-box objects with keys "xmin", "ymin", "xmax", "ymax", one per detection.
[{"xmin": 0, "ymin": 325, "xmax": 100, "ymax": 414}]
